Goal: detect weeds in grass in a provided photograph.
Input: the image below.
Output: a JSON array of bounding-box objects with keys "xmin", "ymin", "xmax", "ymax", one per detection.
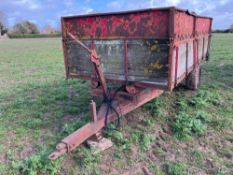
[
  {"xmin": 105, "ymin": 127, "xmax": 154, "ymax": 166},
  {"xmin": 166, "ymin": 162, "xmax": 187, "ymax": 175},
  {"xmin": 140, "ymin": 133, "xmax": 154, "ymax": 151},
  {"xmin": 189, "ymin": 89, "xmax": 222, "ymax": 108},
  {"xmin": 105, "ymin": 130, "xmax": 131, "ymax": 152},
  {"xmin": 174, "ymin": 111, "xmax": 209, "ymax": 140},
  {"xmin": 150, "ymin": 163, "xmax": 165, "ymax": 175},
  {"xmin": 73, "ymin": 147, "xmax": 101, "ymax": 175},
  {"xmin": 217, "ymin": 166, "xmax": 228, "ymax": 175},
  {"xmin": 129, "ymin": 130, "xmax": 154, "ymax": 151},
  {"xmin": 20, "ymin": 153, "xmax": 62, "ymax": 175},
  {"xmin": 7, "ymin": 148, "xmax": 63, "ymax": 175},
  {"xmin": 23, "ymin": 118, "xmax": 43, "ymax": 129},
  {"xmin": 190, "ymin": 150, "xmax": 204, "ymax": 167},
  {"xmin": 154, "ymin": 147, "xmax": 166, "ymax": 158},
  {"xmin": 130, "ymin": 130, "xmax": 141, "ymax": 144},
  {"xmin": 173, "ymin": 88, "xmax": 222, "ymax": 140},
  {"xmin": 176, "ymin": 98, "xmax": 188, "ymax": 111},
  {"xmin": 144, "ymin": 97, "xmax": 166, "ymax": 118},
  {"xmin": 108, "ymin": 130, "xmax": 125, "ymax": 144},
  {"xmin": 143, "ymin": 118, "xmax": 153, "ymax": 126},
  {"xmin": 0, "ymin": 125, "xmax": 7, "ymax": 138}
]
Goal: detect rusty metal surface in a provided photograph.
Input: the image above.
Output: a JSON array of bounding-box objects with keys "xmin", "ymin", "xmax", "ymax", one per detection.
[
  {"xmin": 173, "ymin": 10, "xmax": 212, "ymax": 41},
  {"xmin": 195, "ymin": 17, "xmax": 212, "ymax": 37},
  {"xmin": 174, "ymin": 10, "xmax": 195, "ymax": 40},
  {"xmin": 48, "ymin": 88, "xmax": 164, "ymax": 160},
  {"xmin": 63, "ymin": 10, "xmax": 169, "ymax": 39},
  {"xmin": 62, "ymin": 7, "xmax": 211, "ymax": 19}
]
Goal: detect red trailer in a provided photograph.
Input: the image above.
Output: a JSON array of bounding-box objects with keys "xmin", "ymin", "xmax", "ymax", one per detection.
[{"xmin": 49, "ymin": 7, "xmax": 212, "ymax": 160}]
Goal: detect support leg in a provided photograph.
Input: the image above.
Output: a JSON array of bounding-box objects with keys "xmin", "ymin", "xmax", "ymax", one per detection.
[{"xmin": 87, "ymin": 100, "xmax": 113, "ymax": 153}]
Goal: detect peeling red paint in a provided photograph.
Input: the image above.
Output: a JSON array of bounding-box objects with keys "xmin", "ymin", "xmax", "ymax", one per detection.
[
  {"xmin": 64, "ymin": 10, "xmax": 169, "ymax": 39},
  {"xmin": 63, "ymin": 7, "xmax": 212, "ymax": 41},
  {"xmin": 174, "ymin": 11, "xmax": 195, "ymax": 39},
  {"xmin": 196, "ymin": 17, "xmax": 212, "ymax": 36}
]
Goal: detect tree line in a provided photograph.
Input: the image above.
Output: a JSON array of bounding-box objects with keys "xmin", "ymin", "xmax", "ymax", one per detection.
[
  {"xmin": 0, "ymin": 11, "xmax": 233, "ymax": 37},
  {"xmin": 212, "ymin": 25, "xmax": 233, "ymax": 33},
  {"xmin": 0, "ymin": 11, "xmax": 61, "ymax": 37},
  {"xmin": 0, "ymin": 11, "xmax": 7, "ymax": 35}
]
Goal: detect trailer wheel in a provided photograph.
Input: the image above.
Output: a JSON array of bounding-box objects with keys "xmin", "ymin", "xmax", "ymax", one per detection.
[{"xmin": 186, "ymin": 65, "xmax": 201, "ymax": 90}]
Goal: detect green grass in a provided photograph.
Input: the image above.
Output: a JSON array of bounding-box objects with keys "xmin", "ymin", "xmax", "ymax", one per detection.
[
  {"xmin": 0, "ymin": 34, "xmax": 232, "ymax": 174},
  {"xmin": 8, "ymin": 33, "xmax": 62, "ymax": 39},
  {"xmin": 166, "ymin": 162, "xmax": 187, "ymax": 175},
  {"xmin": 0, "ymin": 38, "xmax": 91, "ymax": 174}
]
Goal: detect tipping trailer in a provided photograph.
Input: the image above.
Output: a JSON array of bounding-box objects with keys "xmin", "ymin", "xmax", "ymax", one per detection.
[{"xmin": 48, "ymin": 7, "xmax": 212, "ymax": 160}]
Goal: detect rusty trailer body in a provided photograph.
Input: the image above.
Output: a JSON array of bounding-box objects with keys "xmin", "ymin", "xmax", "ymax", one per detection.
[{"xmin": 49, "ymin": 7, "xmax": 212, "ymax": 160}]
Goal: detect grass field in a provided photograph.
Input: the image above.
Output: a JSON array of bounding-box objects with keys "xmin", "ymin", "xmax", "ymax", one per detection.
[{"xmin": 0, "ymin": 34, "xmax": 232, "ymax": 175}]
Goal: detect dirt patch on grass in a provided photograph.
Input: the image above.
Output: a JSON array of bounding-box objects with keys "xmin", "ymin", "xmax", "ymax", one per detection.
[
  {"xmin": 60, "ymin": 113, "xmax": 85, "ymax": 125},
  {"xmin": 16, "ymin": 137, "xmax": 37, "ymax": 160},
  {"xmin": 0, "ymin": 132, "xmax": 37, "ymax": 163}
]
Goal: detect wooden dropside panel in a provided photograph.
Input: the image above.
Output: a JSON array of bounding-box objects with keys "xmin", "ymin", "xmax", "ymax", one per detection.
[
  {"xmin": 198, "ymin": 38, "xmax": 203, "ymax": 61},
  {"xmin": 127, "ymin": 39, "xmax": 169, "ymax": 84},
  {"xmin": 66, "ymin": 40, "xmax": 92, "ymax": 77},
  {"xmin": 170, "ymin": 47, "xmax": 176, "ymax": 86},
  {"xmin": 174, "ymin": 41, "xmax": 194, "ymax": 83},
  {"xmin": 197, "ymin": 36, "xmax": 209, "ymax": 61},
  {"xmin": 187, "ymin": 41, "xmax": 194, "ymax": 69},
  {"xmin": 65, "ymin": 39, "xmax": 169, "ymax": 86},
  {"xmin": 97, "ymin": 40, "xmax": 125, "ymax": 80},
  {"xmin": 174, "ymin": 37, "xmax": 209, "ymax": 84},
  {"xmin": 177, "ymin": 43, "xmax": 186, "ymax": 78},
  {"xmin": 66, "ymin": 40, "xmax": 125, "ymax": 78}
]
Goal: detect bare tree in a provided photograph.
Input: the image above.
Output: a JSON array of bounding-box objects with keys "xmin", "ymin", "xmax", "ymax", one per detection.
[
  {"xmin": 0, "ymin": 11, "xmax": 7, "ymax": 35},
  {"xmin": 229, "ymin": 24, "xmax": 233, "ymax": 33},
  {"xmin": 9, "ymin": 21, "xmax": 39, "ymax": 35}
]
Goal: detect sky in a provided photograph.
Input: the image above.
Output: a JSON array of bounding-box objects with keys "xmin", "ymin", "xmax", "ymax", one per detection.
[{"xmin": 0, "ymin": 0, "xmax": 233, "ymax": 30}]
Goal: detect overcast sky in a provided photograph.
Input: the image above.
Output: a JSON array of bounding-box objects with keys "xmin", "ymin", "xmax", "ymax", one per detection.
[{"xmin": 1, "ymin": 0, "xmax": 233, "ymax": 30}]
